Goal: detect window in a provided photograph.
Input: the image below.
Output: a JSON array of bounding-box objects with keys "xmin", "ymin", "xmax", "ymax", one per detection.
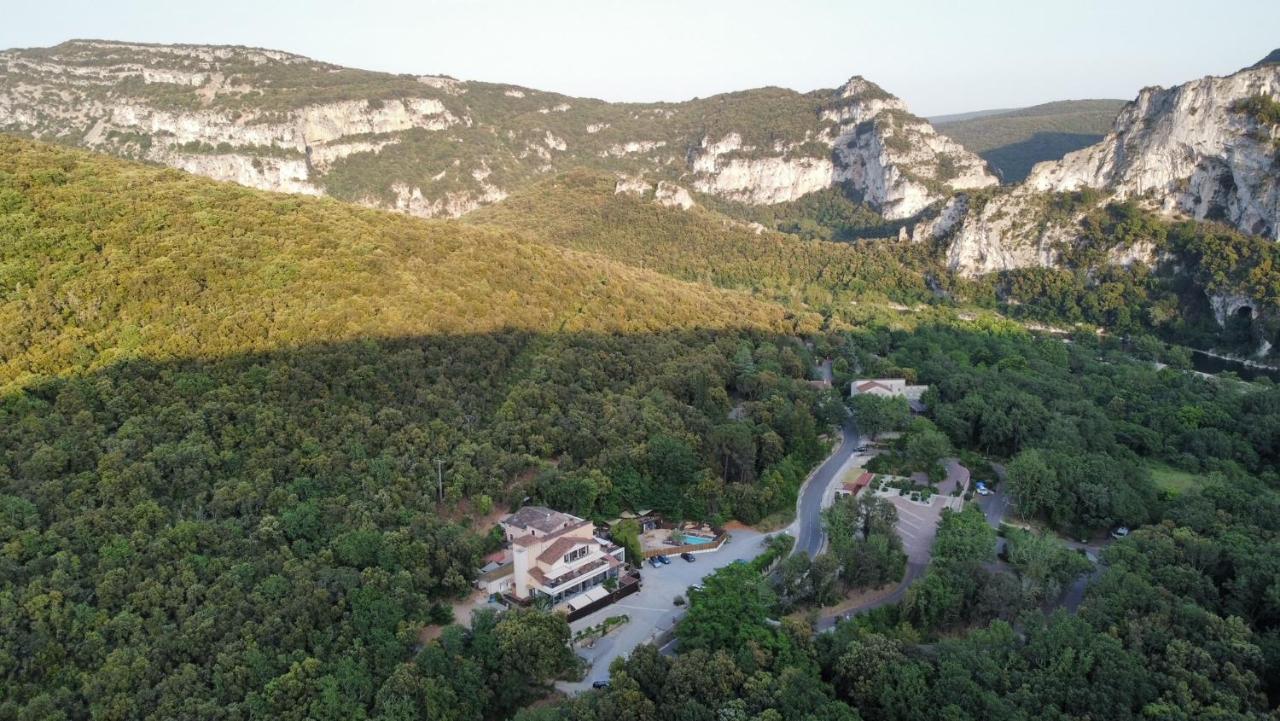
[{"xmin": 563, "ymin": 546, "xmax": 588, "ymax": 564}]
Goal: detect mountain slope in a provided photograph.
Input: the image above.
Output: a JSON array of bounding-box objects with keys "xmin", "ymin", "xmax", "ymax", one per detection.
[
  {"xmin": 945, "ymin": 54, "xmax": 1280, "ymax": 277},
  {"xmin": 0, "ymin": 135, "xmax": 846, "ymax": 718},
  {"xmin": 0, "ymin": 134, "xmax": 815, "ymax": 388},
  {"xmin": 466, "ymin": 169, "xmax": 942, "ymax": 309},
  {"xmin": 933, "ymin": 99, "xmax": 1126, "ymax": 182},
  {"xmin": 0, "ymin": 39, "xmax": 994, "ymax": 221}
]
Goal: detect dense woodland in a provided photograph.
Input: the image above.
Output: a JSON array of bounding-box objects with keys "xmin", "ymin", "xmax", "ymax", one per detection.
[
  {"xmin": 531, "ymin": 323, "xmax": 1280, "ymax": 721},
  {"xmin": 2, "ymin": 131, "xmax": 1280, "ymax": 720},
  {"xmin": 0, "ymin": 138, "xmax": 840, "ymax": 718},
  {"xmin": 534, "ymin": 474, "xmax": 1279, "ymax": 721},
  {"xmin": 467, "ymin": 171, "xmax": 942, "ymax": 310}
]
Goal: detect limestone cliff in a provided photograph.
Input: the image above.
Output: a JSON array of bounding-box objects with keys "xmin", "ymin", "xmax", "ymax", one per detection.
[
  {"xmin": 0, "ymin": 40, "xmax": 992, "ymax": 220},
  {"xmin": 945, "ymin": 55, "xmax": 1280, "ymax": 276}
]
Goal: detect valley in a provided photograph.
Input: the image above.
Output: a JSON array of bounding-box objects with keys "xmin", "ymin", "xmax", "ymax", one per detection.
[{"xmin": 0, "ymin": 28, "xmax": 1278, "ymax": 721}]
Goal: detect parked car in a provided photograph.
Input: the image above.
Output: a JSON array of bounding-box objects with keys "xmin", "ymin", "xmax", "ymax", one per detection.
[
  {"xmin": 856, "ymin": 445, "xmax": 870, "ymax": 452},
  {"xmin": 975, "ymin": 481, "xmax": 993, "ymax": 496},
  {"xmin": 648, "ymin": 556, "xmax": 662, "ymax": 568},
  {"xmin": 680, "ymin": 552, "xmax": 695, "ymax": 562},
  {"xmin": 1111, "ymin": 526, "xmax": 1130, "ymax": 539},
  {"xmin": 656, "ymin": 554, "xmax": 672, "ymax": 565},
  {"xmin": 592, "ymin": 680, "xmax": 610, "ymax": 690}
]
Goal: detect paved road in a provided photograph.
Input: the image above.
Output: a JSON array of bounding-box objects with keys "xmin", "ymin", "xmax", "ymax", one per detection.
[
  {"xmin": 982, "ymin": 463, "xmax": 1110, "ymax": 614},
  {"xmin": 815, "ymin": 562, "xmax": 926, "ymax": 631},
  {"xmin": 791, "ymin": 420, "xmax": 860, "ymax": 558}
]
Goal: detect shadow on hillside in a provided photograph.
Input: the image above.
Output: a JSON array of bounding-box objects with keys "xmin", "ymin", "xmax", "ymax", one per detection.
[
  {"xmin": 982, "ymin": 131, "xmax": 1106, "ymax": 183},
  {"xmin": 2, "ymin": 326, "xmax": 834, "ymax": 532}
]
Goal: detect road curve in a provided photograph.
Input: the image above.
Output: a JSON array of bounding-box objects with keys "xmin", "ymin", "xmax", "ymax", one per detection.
[{"xmin": 792, "ymin": 419, "xmax": 860, "ymax": 558}]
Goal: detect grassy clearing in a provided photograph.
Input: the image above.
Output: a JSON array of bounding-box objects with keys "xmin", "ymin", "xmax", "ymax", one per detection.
[{"xmin": 1147, "ymin": 462, "xmax": 1202, "ymax": 495}]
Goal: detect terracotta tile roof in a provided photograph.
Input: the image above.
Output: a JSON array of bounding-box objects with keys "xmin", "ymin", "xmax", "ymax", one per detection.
[
  {"xmin": 841, "ymin": 472, "xmax": 874, "ymax": 494},
  {"xmin": 537, "ymin": 536, "xmax": 590, "ymax": 564}
]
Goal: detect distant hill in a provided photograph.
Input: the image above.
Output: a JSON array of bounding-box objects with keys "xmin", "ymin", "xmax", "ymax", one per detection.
[
  {"xmin": 0, "ymin": 40, "xmax": 993, "ymax": 222},
  {"xmin": 934, "ymin": 99, "xmax": 1126, "ymax": 182}
]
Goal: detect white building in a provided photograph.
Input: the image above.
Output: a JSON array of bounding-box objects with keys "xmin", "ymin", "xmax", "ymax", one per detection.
[
  {"xmin": 850, "ymin": 378, "xmax": 929, "ymax": 413},
  {"xmin": 477, "ymin": 506, "xmax": 625, "ymax": 607}
]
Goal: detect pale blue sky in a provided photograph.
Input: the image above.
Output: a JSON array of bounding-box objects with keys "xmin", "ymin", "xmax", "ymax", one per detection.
[{"xmin": 3, "ymin": 0, "xmax": 1277, "ymax": 115}]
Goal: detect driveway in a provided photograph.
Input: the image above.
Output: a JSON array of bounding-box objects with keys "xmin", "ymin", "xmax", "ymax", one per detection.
[{"xmin": 557, "ymin": 527, "xmax": 767, "ymax": 694}]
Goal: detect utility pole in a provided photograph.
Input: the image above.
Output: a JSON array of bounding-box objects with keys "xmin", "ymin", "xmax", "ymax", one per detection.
[{"xmin": 435, "ymin": 458, "xmax": 444, "ymax": 502}]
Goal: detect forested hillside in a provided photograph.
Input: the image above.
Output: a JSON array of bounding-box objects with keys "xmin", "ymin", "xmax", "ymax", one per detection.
[
  {"xmin": 934, "ymin": 99, "xmax": 1125, "ymax": 182},
  {"xmin": 0, "ymin": 137, "xmax": 848, "ymax": 718},
  {"xmin": 467, "ymin": 171, "xmax": 942, "ymax": 311}
]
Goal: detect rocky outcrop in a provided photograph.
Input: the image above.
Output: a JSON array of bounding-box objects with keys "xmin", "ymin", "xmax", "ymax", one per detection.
[
  {"xmin": 685, "ymin": 79, "xmax": 997, "ymax": 218},
  {"xmin": 823, "ymin": 78, "xmax": 997, "ymax": 219},
  {"xmin": 1025, "ymin": 62, "xmax": 1280, "ymax": 239},
  {"xmin": 654, "ymin": 181, "xmax": 695, "ymax": 210},
  {"xmin": 0, "ymin": 41, "xmax": 994, "ymax": 222},
  {"xmin": 1209, "ymin": 293, "xmax": 1257, "ymax": 328},
  {"xmin": 946, "ymin": 55, "xmax": 1280, "ymax": 276}
]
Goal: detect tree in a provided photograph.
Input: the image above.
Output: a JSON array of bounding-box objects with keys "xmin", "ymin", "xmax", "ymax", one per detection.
[
  {"xmin": 677, "ymin": 563, "xmax": 777, "ymax": 654},
  {"xmin": 901, "ymin": 418, "xmax": 951, "ymax": 477},
  {"xmin": 1006, "ymin": 529, "xmax": 1092, "ymax": 602},
  {"xmin": 611, "ymin": 519, "xmax": 644, "ymax": 569},
  {"xmin": 848, "ymin": 394, "xmax": 909, "ymax": 439},
  {"xmin": 932, "ymin": 507, "xmax": 995, "ymax": 570},
  {"xmin": 1005, "ymin": 449, "xmax": 1060, "ymax": 522}
]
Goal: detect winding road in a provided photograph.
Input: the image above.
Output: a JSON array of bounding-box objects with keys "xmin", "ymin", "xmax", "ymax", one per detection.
[
  {"xmin": 791, "ymin": 420, "xmax": 861, "ymax": 558},
  {"xmin": 790, "ymin": 358, "xmax": 863, "ymax": 558}
]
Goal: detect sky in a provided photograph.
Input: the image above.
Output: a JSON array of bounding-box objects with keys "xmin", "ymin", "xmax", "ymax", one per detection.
[{"xmin": 3, "ymin": 0, "xmax": 1278, "ymax": 116}]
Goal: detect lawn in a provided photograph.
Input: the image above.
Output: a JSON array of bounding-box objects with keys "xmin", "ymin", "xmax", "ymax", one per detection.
[{"xmin": 1147, "ymin": 462, "xmax": 1202, "ymax": 495}]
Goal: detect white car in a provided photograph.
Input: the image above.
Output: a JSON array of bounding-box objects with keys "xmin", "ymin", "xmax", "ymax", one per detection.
[{"xmin": 975, "ymin": 482, "xmax": 993, "ymax": 496}]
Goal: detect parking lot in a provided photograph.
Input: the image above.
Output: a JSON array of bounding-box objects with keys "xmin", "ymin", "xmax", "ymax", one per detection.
[
  {"xmin": 883, "ymin": 494, "xmax": 948, "ymax": 563},
  {"xmin": 557, "ymin": 526, "xmax": 766, "ymax": 693}
]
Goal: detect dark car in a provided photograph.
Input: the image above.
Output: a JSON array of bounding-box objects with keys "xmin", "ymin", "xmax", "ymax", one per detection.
[
  {"xmin": 656, "ymin": 554, "xmax": 672, "ymax": 565},
  {"xmin": 680, "ymin": 552, "xmax": 695, "ymax": 562},
  {"xmin": 592, "ymin": 680, "xmax": 610, "ymax": 689}
]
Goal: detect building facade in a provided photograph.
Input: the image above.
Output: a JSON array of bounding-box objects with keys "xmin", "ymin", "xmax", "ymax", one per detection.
[{"xmin": 477, "ymin": 506, "xmax": 626, "ymax": 608}]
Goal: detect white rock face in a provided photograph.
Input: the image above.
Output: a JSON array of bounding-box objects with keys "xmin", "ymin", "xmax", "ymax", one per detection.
[
  {"xmin": 1029, "ymin": 64, "xmax": 1280, "ymax": 239},
  {"xmin": 654, "ymin": 181, "xmax": 695, "ymax": 210},
  {"xmin": 824, "ymin": 78, "xmax": 996, "ymax": 219},
  {"xmin": 1209, "ymin": 293, "xmax": 1258, "ymax": 327},
  {"xmin": 945, "ymin": 192, "xmax": 1063, "ymax": 273},
  {"xmin": 907, "ymin": 196, "xmax": 968, "ymax": 243},
  {"xmin": 1024, "ymin": 64, "xmax": 1280, "ymax": 239},
  {"xmin": 948, "ymin": 60, "xmax": 1280, "ymax": 276},
  {"xmin": 160, "ymin": 151, "xmax": 320, "ymax": 195},
  {"xmin": 614, "ymin": 175, "xmax": 652, "ymax": 197},
  {"xmin": 692, "ymin": 152, "xmax": 844, "ymax": 205},
  {"xmin": 684, "ymin": 77, "xmax": 996, "ymax": 217},
  {"xmin": 1, "ymin": 42, "xmax": 995, "ymax": 220},
  {"xmin": 601, "ymin": 140, "xmax": 666, "ymax": 157},
  {"xmin": 389, "ymin": 180, "xmax": 508, "ymax": 219}
]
